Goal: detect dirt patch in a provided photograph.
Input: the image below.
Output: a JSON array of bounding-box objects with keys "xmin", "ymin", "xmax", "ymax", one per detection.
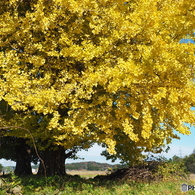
[{"xmin": 190, "ymin": 174, "xmax": 195, "ymax": 181}]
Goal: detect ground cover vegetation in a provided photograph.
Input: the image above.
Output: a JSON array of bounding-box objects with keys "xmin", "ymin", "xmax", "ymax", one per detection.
[
  {"xmin": 0, "ymin": 0, "xmax": 195, "ymax": 178},
  {"xmin": 0, "ymin": 158, "xmax": 193, "ymax": 195}
]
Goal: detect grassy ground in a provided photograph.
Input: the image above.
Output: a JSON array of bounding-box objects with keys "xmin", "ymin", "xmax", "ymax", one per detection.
[{"xmin": 1, "ymin": 171, "xmax": 195, "ymax": 195}]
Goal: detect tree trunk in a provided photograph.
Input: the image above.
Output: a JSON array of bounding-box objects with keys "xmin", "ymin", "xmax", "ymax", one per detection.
[
  {"xmin": 37, "ymin": 146, "xmax": 66, "ymax": 176},
  {"xmin": 14, "ymin": 139, "xmax": 32, "ymax": 176}
]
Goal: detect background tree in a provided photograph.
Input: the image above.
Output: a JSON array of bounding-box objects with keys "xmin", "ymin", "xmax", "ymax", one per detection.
[
  {"xmin": 171, "ymin": 155, "xmax": 182, "ymax": 163},
  {"xmin": 0, "ymin": 0, "xmax": 195, "ymax": 173},
  {"xmin": 183, "ymin": 151, "xmax": 195, "ymax": 173}
]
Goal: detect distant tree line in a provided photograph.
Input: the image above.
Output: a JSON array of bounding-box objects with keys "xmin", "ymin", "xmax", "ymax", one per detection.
[{"xmin": 66, "ymin": 161, "xmax": 118, "ymax": 171}]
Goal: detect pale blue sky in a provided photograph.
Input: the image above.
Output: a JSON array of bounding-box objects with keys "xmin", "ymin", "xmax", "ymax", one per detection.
[
  {"xmin": 1, "ymin": 126, "xmax": 195, "ymax": 166},
  {"xmin": 66, "ymin": 126, "xmax": 195, "ymax": 164}
]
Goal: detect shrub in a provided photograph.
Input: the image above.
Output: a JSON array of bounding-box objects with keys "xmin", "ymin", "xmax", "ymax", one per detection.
[{"xmin": 155, "ymin": 161, "xmax": 188, "ymax": 181}]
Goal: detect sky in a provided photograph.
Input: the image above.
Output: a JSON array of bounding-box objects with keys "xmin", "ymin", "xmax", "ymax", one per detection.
[
  {"xmin": 1, "ymin": 126, "xmax": 195, "ymax": 166},
  {"xmin": 66, "ymin": 126, "xmax": 195, "ymax": 163}
]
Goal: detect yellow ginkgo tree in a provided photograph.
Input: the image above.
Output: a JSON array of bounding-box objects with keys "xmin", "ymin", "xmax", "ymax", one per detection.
[{"xmin": 0, "ymin": 0, "xmax": 195, "ymax": 175}]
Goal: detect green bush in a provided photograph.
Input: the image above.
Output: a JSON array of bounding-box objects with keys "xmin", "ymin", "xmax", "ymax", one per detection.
[{"xmin": 155, "ymin": 161, "xmax": 188, "ymax": 181}]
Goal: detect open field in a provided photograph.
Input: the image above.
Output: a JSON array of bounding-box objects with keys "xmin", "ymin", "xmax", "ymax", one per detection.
[{"xmin": 66, "ymin": 170, "xmax": 108, "ymax": 178}]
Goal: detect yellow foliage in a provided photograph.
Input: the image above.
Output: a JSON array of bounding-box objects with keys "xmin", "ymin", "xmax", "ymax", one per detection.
[{"xmin": 0, "ymin": 0, "xmax": 195, "ymax": 162}]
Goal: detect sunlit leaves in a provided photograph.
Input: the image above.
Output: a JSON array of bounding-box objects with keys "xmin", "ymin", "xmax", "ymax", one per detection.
[{"xmin": 0, "ymin": 0, "xmax": 195, "ymax": 163}]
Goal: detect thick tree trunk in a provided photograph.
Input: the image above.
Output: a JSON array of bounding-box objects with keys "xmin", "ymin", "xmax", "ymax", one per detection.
[
  {"xmin": 37, "ymin": 147, "xmax": 66, "ymax": 176},
  {"xmin": 14, "ymin": 139, "xmax": 32, "ymax": 176}
]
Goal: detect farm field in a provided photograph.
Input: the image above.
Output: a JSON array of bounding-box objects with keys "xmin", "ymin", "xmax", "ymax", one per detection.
[{"xmin": 66, "ymin": 170, "xmax": 107, "ymax": 178}]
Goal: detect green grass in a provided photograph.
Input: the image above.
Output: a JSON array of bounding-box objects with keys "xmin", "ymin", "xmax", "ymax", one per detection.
[{"xmin": 1, "ymin": 173, "xmax": 195, "ymax": 195}]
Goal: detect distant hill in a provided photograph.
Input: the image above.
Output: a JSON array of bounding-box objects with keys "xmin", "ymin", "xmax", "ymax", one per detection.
[{"xmin": 66, "ymin": 161, "xmax": 120, "ymax": 171}]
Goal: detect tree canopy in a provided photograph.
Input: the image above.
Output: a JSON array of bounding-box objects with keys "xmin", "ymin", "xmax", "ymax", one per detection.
[{"xmin": 0, "ymin": 0, "xmax": 195, "ymax": 164}]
